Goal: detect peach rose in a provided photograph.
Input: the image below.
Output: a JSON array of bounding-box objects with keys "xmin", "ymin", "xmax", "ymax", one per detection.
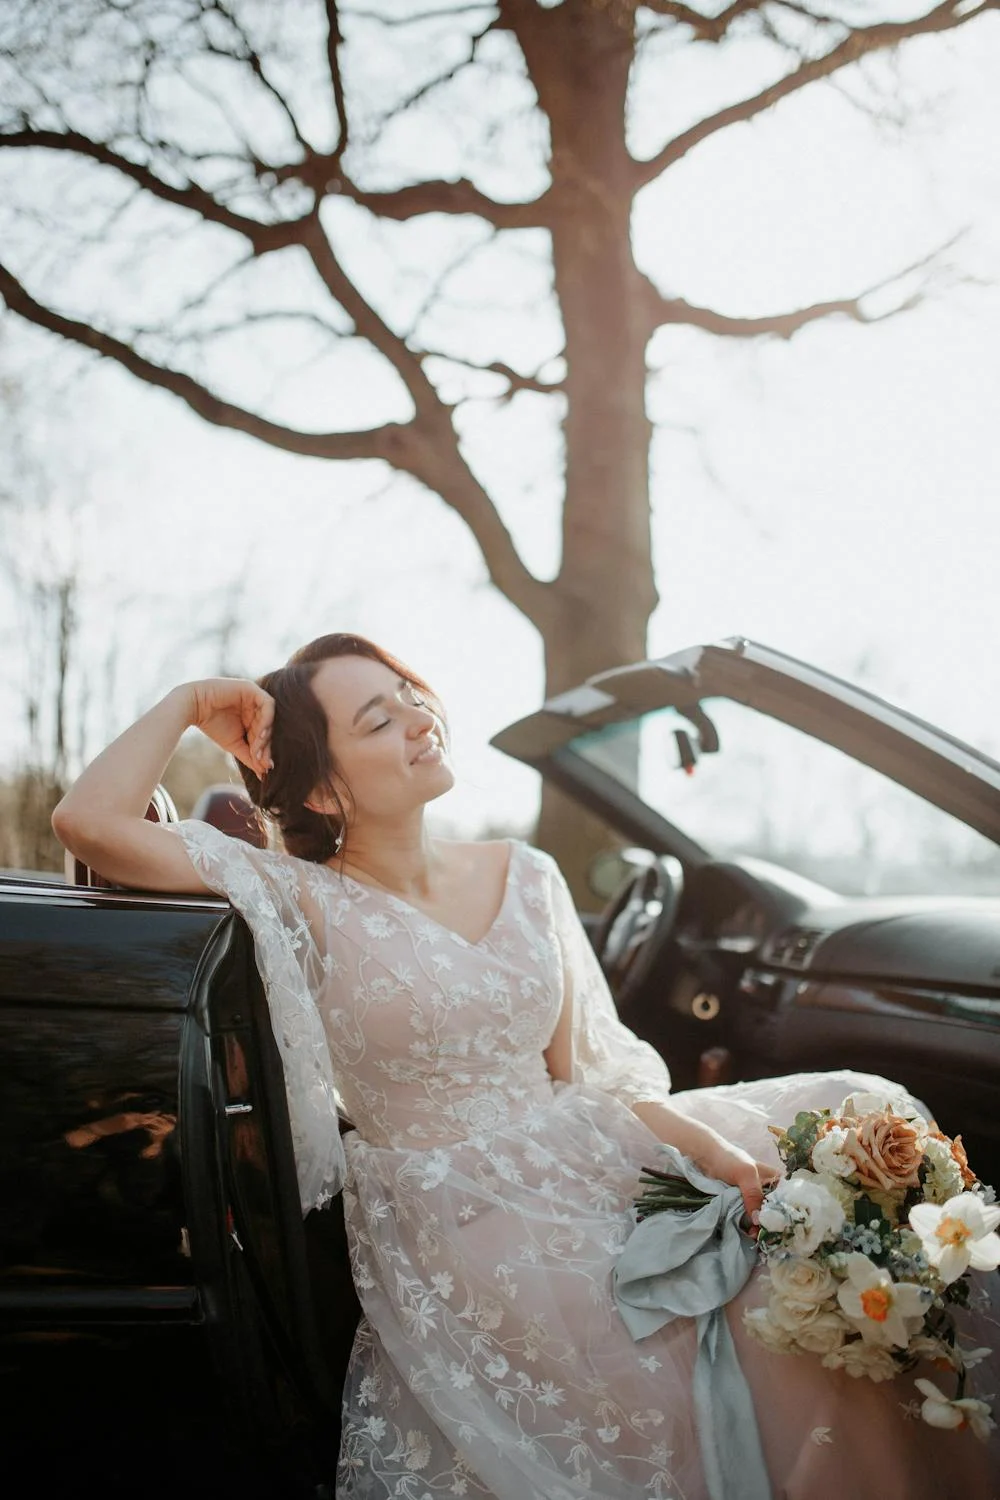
[
  {"xmin": 937, "ymin": 1131, "xmax": 977, "ymax": 1189},
  {"xmin": 844, "ymin": 1110, "xmax": 923, "ymax": 1192}
]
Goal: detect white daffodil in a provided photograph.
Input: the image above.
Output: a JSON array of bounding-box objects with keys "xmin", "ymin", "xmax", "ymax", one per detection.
[
  {"xmin": 836, "ymin": 1254, "xmax": 929, "ymax": 1348},
  {"xmin": 908, "ymin": 1193, "xmax": 1000, "ymax": 1285},
  {"xmin": 914, "ymin": 1379, "xmax": 996, "ymax": 1442}
]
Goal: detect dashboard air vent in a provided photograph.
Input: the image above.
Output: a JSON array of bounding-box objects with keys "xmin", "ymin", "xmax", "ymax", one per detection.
[{"xmin": 767, "ymin": 927, "xmax": 826, "ymax": 969}]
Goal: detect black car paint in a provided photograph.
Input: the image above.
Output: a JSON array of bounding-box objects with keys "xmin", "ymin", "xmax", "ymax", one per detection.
[{"xmin": 0, "ymin": 882, "xmax": 356, "ymax": 1499}]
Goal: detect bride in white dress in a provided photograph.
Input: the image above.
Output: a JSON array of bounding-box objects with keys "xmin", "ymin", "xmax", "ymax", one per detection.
[{"xmin": 52, "ymin": 632, "xmax": 1000, "ymax": 1499}]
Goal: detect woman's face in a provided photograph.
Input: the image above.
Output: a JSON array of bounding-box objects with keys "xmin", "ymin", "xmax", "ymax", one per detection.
[{"xmin": 308, "ymin": 654, "xmax": 453, "ymax": 825}]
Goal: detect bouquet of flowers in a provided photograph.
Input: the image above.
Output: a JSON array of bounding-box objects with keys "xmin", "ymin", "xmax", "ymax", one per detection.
[{"xmin": 637, "ymin": 1091, "xmax": 1000, "ymax": 1440}]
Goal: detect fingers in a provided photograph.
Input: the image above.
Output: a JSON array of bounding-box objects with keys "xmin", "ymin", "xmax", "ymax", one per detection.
[
  {"xmin": 245, "ymin": 688, "xmax": 275, "ymax": 775},
  {"xmin": 191, "ymin": 679, "xmax": 276, "ymax": 774},
  {"xmin": 740, "ymin": 1162, "xmax": 780, "ymax": 1236},
  {"xmin": 738, "ymin": 1168, "xmax": 765, "ymax": 1226}
]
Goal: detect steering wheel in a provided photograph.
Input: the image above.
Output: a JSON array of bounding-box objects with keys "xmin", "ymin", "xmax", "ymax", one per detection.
[{"xmin": 592, "ymin": 855, "xmax": 685, "ymax": 1013}]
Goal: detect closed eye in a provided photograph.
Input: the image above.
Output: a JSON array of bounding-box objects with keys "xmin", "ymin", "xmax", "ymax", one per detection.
[{"xmin": 366, "ymin": 682, "xmax": 425, "ymax": 732}]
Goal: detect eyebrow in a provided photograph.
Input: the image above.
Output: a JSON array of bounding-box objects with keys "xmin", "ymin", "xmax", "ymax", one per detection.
[{"xmin": 351, "ymin": 677, "xmax": 408, "ymax": 727}]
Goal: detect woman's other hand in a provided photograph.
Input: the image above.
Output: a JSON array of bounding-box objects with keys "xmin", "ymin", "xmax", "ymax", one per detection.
[
  {"xmin": 696, "ymin": 1136, "xmax": 777, "ymax": 1230},
  {"xmin": 188, "ymin": 678, "xmax": 275, "ymax": 776},
  {"xmin": 631, "ymin": 1099, "xmax": 778, "ymax": 1232}
]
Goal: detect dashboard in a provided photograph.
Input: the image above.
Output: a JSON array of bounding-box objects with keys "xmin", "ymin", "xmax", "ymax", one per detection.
[{"xmin": 673, "ymin": 858, "xmax": 1000, "ymax": 991}]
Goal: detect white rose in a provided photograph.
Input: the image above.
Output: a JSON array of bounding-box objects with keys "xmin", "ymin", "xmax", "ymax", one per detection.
[
  {"xmin": 814, "ymin": 1170, "xmax": 856, "ymax": 1217},
  {"xmin": 769, "ymin": 1293, "xmax": 826, "ymax": 1336},
  {"xmin": 821, "ymin": 1340, "xmax": 899, "ymax": 1382},
  {"xmin": 812, "ymin": 1127, "xmax": 854, "ymax": 1179},
  {"xmin": 757, "ymin": 1170, "xmax": 846, "ymax": 1257},
  {"xmin": 743, "ymin": 1305, "xmax": 796, "ymax": 1354},
  {"xmin": 769, "ymin": 1256, "xmax": 836, "ymax": 1307},
  {"xmin": 794, "ymin": 1309, "xmax": 849, "ymax": 1355}
]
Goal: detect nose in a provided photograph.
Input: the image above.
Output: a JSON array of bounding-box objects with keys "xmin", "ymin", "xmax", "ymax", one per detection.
[{"xmin": 405, "ymin": 703, "xmax": 437, "ymax": 738}]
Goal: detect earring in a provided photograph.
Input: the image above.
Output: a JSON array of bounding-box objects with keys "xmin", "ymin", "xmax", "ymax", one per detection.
[{"xmin": 333, "ymin": 827, "xmax": 345, "ymax": 855}]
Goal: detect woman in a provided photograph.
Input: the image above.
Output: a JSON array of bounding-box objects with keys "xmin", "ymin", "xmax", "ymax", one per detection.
[{"xmin": 53, "ymin": 632, "xmax": 999, "ymax": 1499}]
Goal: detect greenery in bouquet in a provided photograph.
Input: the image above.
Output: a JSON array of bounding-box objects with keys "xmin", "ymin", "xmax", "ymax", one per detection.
[{"xmin": 745, "ymin": 1091, "xmax": 999, "ymax": 1439}]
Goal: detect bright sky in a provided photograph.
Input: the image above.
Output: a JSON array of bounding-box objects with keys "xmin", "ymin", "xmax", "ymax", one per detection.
[{"xmin": 2, "ymin": 4, "xmax": 999, "ymax": 841}]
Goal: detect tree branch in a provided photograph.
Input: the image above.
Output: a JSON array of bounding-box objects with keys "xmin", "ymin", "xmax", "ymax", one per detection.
[
  {"xmin": 366, "ymin": 12, "xmax": 497, "ymax": 131},
  {"xmin": 415, "ymin": 449, "xmax": 554, "ymax": 627},
  {"xmin": 137, "ymin": 308, "xmax": 355, "ymax": 347},
  {"xmin": 640, "ymin": 0, "xmax": 760, "ymax": 42},
  {"xmin": 0, "ymin": 256, "xmax": 413, "ymax": 463},
  {"xmin": 334, "ymin": 175, "xmax": 550, "ymax": 229},
  {"xmin": 298, "ymin": 221, "xmax": 550, "ymax": 624},
  {"xmin": 633, "ymin": 0, "xmax": 999, "ymax": 188},
  {"xmin": 340, "ymin": 3, "xmax": 498, "ymax": 25},
  {"xmin": 0, "ymin": 128, "xmax": 306, "ymax": 253},
  {"xmin": 203, "ymin": 0, "xmax": 315, "ymax": 158},
  {"xmin": 642, "ymin": 239, "xmax": 959, "ymax": 339},
  {"xmin": 652, "ymin": 290, "xmax": 885, "ymax": 339},
  {"xmin": 420, "ymin": 351, "xmax": 565, "ymax": 401},
  {"xmin": 302, "ymin": 216, "xmax": 442, "ymax": 414},
  {"xmin": 324, "ymin": 0, "xmax": 351, "ymax": 164}
]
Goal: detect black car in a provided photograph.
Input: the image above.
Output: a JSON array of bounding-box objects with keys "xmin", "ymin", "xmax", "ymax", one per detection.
[{"xmin": 2, "ymin": 637, "xmax": 998, "ymax": 1496}]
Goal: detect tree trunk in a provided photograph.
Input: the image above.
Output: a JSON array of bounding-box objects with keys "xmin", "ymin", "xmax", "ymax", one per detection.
[
  {"xmin": 535, "ymin": 595, "xmax": 650, "ymax": 906},
  {"xmin": 517, "ymin": 1, "xmax": 658, "ymax": 901}
]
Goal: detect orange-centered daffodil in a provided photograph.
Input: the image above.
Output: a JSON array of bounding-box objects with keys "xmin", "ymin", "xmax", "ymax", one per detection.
[
  {"xmin": 837, "ymin": 1254, "xmax": 928, "ymax": 1348},
  {"xmin": 910, "ymin": 1194, "xmax": 1000, "ymax": 1285}
]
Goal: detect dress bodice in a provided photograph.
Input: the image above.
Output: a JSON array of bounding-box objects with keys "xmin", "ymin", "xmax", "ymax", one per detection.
[
  {"xmin": 312, "ymin": 842, "xmax": 565, "ymax": 1149},
  {"xmin": 171, "ymin": 820, "xmax": 673, "ymax": 1213}
]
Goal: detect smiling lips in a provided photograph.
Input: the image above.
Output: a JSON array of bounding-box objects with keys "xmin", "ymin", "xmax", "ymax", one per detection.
[{"xmin": 411, "ymin": 738, "xmax": 443, "ymax": 766}]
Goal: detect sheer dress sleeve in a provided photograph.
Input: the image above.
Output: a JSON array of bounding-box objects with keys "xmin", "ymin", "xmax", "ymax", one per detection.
[
  {"xmin": 167, "ymin": 819, "xmax": 345, "ymax": 1214},
  {"xmin": 545, "ymin": 853, "xmax": 672, "ymax": 1107}
]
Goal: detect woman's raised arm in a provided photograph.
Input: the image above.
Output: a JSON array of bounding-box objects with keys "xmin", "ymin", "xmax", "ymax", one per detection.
[{"xmin": 51, "ymin": 679, "xmax": 274, "ymax": 893}]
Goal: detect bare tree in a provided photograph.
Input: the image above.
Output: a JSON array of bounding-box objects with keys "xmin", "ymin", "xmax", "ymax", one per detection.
[{"xmin": 0, "ymin": 0, "xmax": 991, "ymax": 889}]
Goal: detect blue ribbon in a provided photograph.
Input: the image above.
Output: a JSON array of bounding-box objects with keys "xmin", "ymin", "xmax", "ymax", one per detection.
[{"xmin": 612, "ymin": 1146, "xmax": 772, "ymax": 1500}]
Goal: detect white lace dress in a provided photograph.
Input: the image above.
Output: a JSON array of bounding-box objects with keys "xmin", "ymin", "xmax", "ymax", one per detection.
[{"xmin": 170, "ymin": 824, "xmax": 1000, "ymax": 1500}]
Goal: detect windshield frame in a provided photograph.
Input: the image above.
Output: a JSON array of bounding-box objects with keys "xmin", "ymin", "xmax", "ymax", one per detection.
[
  {"xmin": 561, "ymin": 695, "xmax": 1000, "ymax": 897},
  {"xmin": 493, "ymin": 639, "xmax": 1000, "ymax": 852}
]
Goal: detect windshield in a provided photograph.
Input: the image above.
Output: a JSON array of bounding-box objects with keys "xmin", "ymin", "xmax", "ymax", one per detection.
[{"xmin": 567, "ymin": 698, "xmax": 1000, "ymax": 897}]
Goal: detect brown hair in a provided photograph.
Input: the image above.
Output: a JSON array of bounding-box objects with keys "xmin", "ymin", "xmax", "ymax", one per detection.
[{"xmin": 236, "ymin": 633, "xmax": 442, "ymax": 864}]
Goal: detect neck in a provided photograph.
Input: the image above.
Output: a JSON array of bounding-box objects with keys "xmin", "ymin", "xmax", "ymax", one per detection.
[{"xmin": 339, "ymin": 814, "xmax": 440, "ymax": 897}]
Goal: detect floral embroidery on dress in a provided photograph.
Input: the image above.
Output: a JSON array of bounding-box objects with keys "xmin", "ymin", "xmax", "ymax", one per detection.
[{"xmin": 169, "ymin": 822, "xmax": 1000, "ymax": 1500}]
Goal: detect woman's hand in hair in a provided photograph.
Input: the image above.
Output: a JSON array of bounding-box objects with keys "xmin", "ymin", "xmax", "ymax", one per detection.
[{"xmin": 188, "ymin": 678, "xmax": 276, "ymax": 776}]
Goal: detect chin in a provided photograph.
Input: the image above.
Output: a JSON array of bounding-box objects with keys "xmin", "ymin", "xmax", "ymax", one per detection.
[{"xmin": 421, "ymin": 763, "xmax": 456, "ymax": 803}]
